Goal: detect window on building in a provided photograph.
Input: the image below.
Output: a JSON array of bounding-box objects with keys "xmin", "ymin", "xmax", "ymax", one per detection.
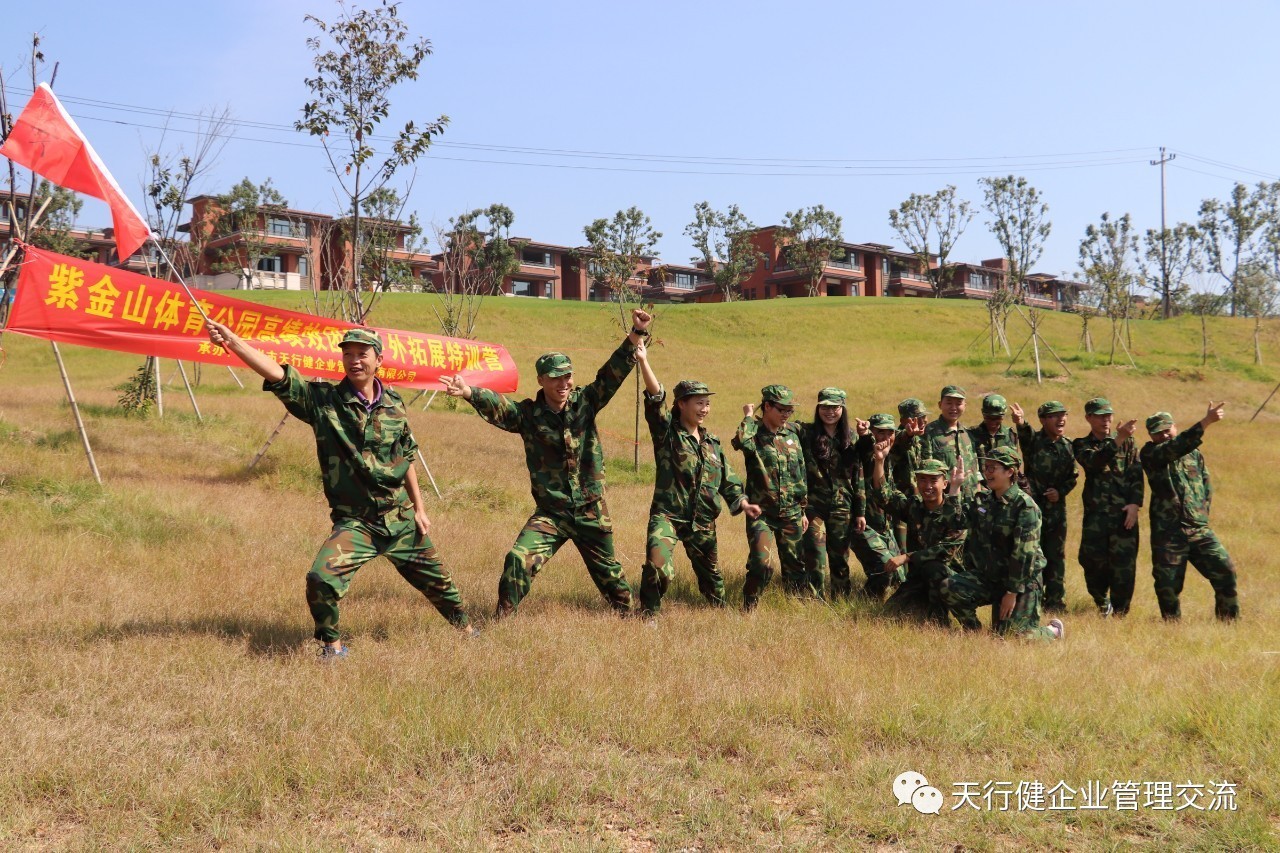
[
  {"xmin": 267, "ymin": 217, "xmax": 305, "ymax": 238},
  {"xmin": 297, "ymin": 256, "xmax": 309, "ymax": 277},
  {"xmin": 521, "ymin": 248, "xmax": 553, "ymax": 267},
  {"xmin": 512, "ymin": 279, "xmax": 543, "ymax": 297},
  {"xmin": 763, "ymin": 256, "xmax": 771, "ymax": 270},
  {"xmin": 257, "ymin": 255, "xmax": 283, "ymax": 273},
  {"xmin": 673, "ymin": 272, "xmax": 697, "ymax": 290}
]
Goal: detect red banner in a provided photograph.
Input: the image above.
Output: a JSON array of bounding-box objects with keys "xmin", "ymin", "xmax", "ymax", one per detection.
[{"xmin": 5, "ymin": 246, "xmax": 519, "ymax": 392}]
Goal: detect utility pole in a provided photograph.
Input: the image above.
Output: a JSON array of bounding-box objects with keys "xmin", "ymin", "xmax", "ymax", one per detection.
[{"xmin": 1150, "ymin": 146, "xmax": 1177, "ymax": 319}]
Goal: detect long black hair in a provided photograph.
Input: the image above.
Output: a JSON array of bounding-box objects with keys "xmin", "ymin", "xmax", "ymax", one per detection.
[{"xmin": 811, "ymin": 404, "xmax": 851, "ymax": 464}]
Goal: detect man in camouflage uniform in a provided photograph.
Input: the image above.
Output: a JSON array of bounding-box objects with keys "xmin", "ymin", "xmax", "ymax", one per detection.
[
  {"xmin": 868, "ymin": 444, "xmax": 967, "ymax": 627},
  {"xmin": 968, "ymin": 393, "xmax": 1026, "ymax": 490},
  {"xmin": 890, "ymin": 397, "xmax": 931, "ymax": 550},
  {"xmin": 1139, "ymin": 402, "xmax": 1239, "ymax": 621},
  {"xmin": 850, "ymin": 413, "xmax": 907, "ymax": 598},
  {"xmin": 1011, "ymin": 400, "xmax": 1077, "ymax": 613},
  {"xmin": 443, "ymin": 308, "xmax": 653, "ymax": 617},
  {"xmin": 633, "ymin": 343, "xmax": 759, "ymax": 615},
  {"xmin": 733, "ymin": 385, "xmax": 809, "ymax": 608},
  {"xmin": 799, "ymin": 387, "xmax": 858, "ymax": 598},
  {"xmin": 206, "ymin": 322, "xmax": 473, "ymax": 657},
  {"xmin": 1073, "ymin": 397, "xmax": 1143, "ymax": 616},
  {"xmin": 897, "ymin": 385, "xmax": 981, "ymax": 498},
  {"xmin": 938, "ymin": 447, "xmax": 1063, "ymax": 640}
]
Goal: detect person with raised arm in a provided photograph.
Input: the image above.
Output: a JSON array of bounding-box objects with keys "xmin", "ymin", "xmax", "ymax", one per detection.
[
  {"xmin": 442, "ymin": 308, "xmax": 652, "ymax": 617},
  {"xmin": 631, "ymin": 342, "xmax": 760, "ymax": 616},
  {"xmin": 1139, "ymin": 402, "xmax": 1239, "ymax": 621},
  {"xmin": 205, "ymin": 321, "xmax": 475, "ymax": 659}
]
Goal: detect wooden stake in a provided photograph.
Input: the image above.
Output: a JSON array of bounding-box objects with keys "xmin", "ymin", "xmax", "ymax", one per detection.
[{"xmin": 51, "ymin": 341, "xmax": 101, "ymax": 484}]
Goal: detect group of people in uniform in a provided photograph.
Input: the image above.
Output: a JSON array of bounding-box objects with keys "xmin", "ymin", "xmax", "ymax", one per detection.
[{"xmin": 205, "ymin": 309, "xmax": 1241, "ymax": 657}]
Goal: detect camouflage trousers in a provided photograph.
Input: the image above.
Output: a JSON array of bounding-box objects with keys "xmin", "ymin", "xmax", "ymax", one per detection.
[
  {"xmin": 499, "ymin": 501, "xmax": 632, "ymax": 616},
  {"xmin": 939, "ymin": 572, "xmax": 1056, "ymax": 639},
  {"xmin": 848, "ymin": 525, "xmax": 906, "ymax": 599},
  {"xmin": 803, "ymin": 507, "xmax": 854, "ymax": 599},
  {"xmin": 743, "ymin": 514, "xmax": 806, "ymax": 608},
  {"xmin": 884, "ymin": 557, "xmax": 957, "ymax": 627},
  {"xmin": 1040, "ymin": 502, "xmax": 1069, "ymax": 610},
  {"xmin": 307, "ymin": 511, "xmax": 469, "ymax": 643},
  {"xmin": 640, "ymin": 513, "xmax": 724, "ymax": 615},
  {"xmin": 1152, "ymin": 524, "xmax": 1239, "ymax": 621},
  {"xmin": 1078, "ymin": 510, "xmax": 1139, "ymax": 614}
]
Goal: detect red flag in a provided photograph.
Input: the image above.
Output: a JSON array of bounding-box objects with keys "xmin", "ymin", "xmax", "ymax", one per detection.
[{"xmin": 0, "ymin": 83, "xmax": 151, "ymax": 260}]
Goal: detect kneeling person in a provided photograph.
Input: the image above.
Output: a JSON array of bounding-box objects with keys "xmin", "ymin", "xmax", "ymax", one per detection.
[
  {"xmin": 939, "ymin": 447, "xmax": 1063, "ymax": 640},
  {"xmin": 206, "ymin": 322, "xmax": 474, "ymax": 657},
  {"xmin": 869, "ymin": 447, "xmax": 966, "ymax": 627}
]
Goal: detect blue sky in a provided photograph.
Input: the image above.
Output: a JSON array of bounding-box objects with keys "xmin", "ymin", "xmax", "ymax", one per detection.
[{"xmin": 4, "ymin": 1, "xmax": 1277, "ymax": 283}]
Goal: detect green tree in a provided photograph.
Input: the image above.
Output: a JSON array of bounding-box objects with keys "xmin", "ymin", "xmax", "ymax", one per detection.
[
  {"xmin": 1179, "ymin": 287, "xmax": 1228, "ymax": 367},
  {"xmin": 1236, "ymin": 264, "xmax": 1278, "ymax": 365},
  {"xmin": 355, "ymin": 186, "xmax": 423, "ymax": 292},
  {"xmin": 296, "ymin": 0, "xmax": 448, "ymax": 322},
  {"xmin": 1141, "ymin": 222, "xmax": 1200, "ymax": 317},
  {"xmin": 979, "ymin": 175, "xmax": 1052, "ymax": 353},
  {"xmin": 27, "ymin": 181, "xmax": 91, "ymax": 259},
  {"xmin": 775, "ymin": 205, "xmax": 844, "ymax": 298},
  {"xmin": 1078, "ymin": 212, "xmax": 1139, "ymax": 365},
  {"xmin": 430, "ymin": 204, "xmax": 522, "ymax": 338},
  {"xmin": 684, "ymin": 202, "xmax": 762, "ymax": 302},
  {"xmin": 888, "ymin": 185, "xmax": 974, "ymax": 297},
  {"xmin": 1196, "ymin": 182, "xmax": 1265, "ymax": 318},
  {"xmin": 580, "ymin": 206, "xmax": 661, "ymax": 327},
  {"xmin": 207, "ymin": 177, "xmax": 289, "ymax": 283}
]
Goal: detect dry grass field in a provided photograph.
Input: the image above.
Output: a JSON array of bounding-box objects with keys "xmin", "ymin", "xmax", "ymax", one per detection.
[{"xmin": 1, "ymin": 294, "xmax": 1278, "ymax": 850}]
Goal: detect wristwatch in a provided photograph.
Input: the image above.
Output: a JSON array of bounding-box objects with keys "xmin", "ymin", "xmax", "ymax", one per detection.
[{"xmin": 631, "ymin": 326, "xmax": 650, "ymax": 338}]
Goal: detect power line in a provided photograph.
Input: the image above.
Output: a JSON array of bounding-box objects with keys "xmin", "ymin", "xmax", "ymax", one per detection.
[{"xmin": 8, "ymin": 84, "xmax": 1157, "ymax": 172}]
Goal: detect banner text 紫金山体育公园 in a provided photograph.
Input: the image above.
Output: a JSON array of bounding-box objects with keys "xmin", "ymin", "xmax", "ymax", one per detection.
[{"xmin": 5, "ymin": 246, "xmax": 519, "ymax": 392}]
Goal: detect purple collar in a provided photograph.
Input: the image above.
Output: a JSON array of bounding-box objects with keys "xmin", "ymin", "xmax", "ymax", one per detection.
[{"xmin": 354, "ymin": 379, "xmax": 384, "ymax": 412}]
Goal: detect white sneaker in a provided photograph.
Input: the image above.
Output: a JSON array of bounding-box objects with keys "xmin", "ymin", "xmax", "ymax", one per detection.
[{"xmin": 1048, "ymin": 618, "xmax": 1064, "ymax": 639}]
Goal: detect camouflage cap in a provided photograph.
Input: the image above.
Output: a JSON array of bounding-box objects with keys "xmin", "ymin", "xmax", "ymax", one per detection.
[
  {"xmin": 1037, "ymin": 400, "xmax": 1068, "ymax": 417},
  {"xmin": 898, "ymin": 397, "xmax": 929, "ymax": 418},
  {"xmin": 1146, "ymin": 411, "xmax": 1175, "ymax": 433},
  {"xmin": 982, "ymin": 393, "xmax": 1008, "ymax": 416},
  {"xmin": 1084, "ymin": 397, "xmax": 1114, "ymax": 416},
  {"xmin": 761, "ymin": 384, "xmax": 796, "ymax": 406},
  {"xmin": 673, "ymin": 379, "xmax": 714, "ymax": 400},
  {"xmin": 535, "ymin": 352, "xmax": 573, "ymax": 378},
  {"xmin": 940, "ymin": 384, "xmax": 966, "ymax": 400},
  {"xmin": 983, "ymin": 446, "xmax": 1022, "ymax": 469},
  {"xmin": 913, "ymin": 458, "xmax": 951, "ymax": 478},
  {"xmin": 338, "ymin": 327, "xmax": 383, "ymax": 355},
  {"xmin": 868, "ymin": 412, "xmax": 897, "ymax": 431},
  {"xmin": 817, "ymin": 387, "xmax": 847, "ymax": 407}
]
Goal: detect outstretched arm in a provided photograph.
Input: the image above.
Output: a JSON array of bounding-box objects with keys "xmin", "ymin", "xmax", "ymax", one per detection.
[
  {"xmin": 443, "ymin": 373, "xmax": 523, "ymax": 433},
  {"xmin": 207, "ymin": 319, "xmax": 284, "ymax": 383}
]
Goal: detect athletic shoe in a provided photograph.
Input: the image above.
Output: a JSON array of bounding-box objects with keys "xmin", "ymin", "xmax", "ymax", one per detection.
[{"xmin": 1048, "ymin": 618, "xmax": 1064, "ymax": 640}]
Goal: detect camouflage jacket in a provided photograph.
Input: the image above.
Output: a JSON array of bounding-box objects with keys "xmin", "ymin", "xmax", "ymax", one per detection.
[
  {"xmin": 733, "ymin": 416, "xmax": 807, "ymax": 521},
  {"xmin": 851, "ymin": 434, "xmax": 893, "ymax": 533},
  {"xmin": 644, "ymin": 388, "xmax": 745, "ymax": 528},
  {"xmin": 1016, "ymin": 423, "xmax": 1078, "ymax": 508},
  {"xmin": 968, "ymin": 423, "xmax": 1022, "ymax": 465},
  {"xmin": 468, "ymin": 337, "xmax": 636, "ymax": 517},
  {"xmin": 898, "ymin": 418, "xmax": 981, "ymax": 497},
  {"xmin": 871, "ymin": 482, "xmax": 967, "ymax": 570},
  {"xmin": 265, "ymin": 365, "xmax": 416, "ymax": 522},
  {"xmin": 1139, "ymin": 423, "xmax": 1213, "ymax": 532},
  {"xmin": 796, "ymin": 421, "xmax": 856, "ymax": 516},
  {"xmin": 889, "ymin": 425, "xmax": 926, "ymax": 500},
  {"xmin": 1072, "ymin": 431, "xmax": 1144, "ymax": 516},
  {"xmin": 950, "ymin": 484, "xmax": 1046, "ymax": 595}
]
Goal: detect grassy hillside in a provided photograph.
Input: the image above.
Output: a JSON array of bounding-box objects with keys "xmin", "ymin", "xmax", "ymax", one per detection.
[{"xmin": 1, "ymin": 295, "xmax": 1277, "ymax": 849}]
